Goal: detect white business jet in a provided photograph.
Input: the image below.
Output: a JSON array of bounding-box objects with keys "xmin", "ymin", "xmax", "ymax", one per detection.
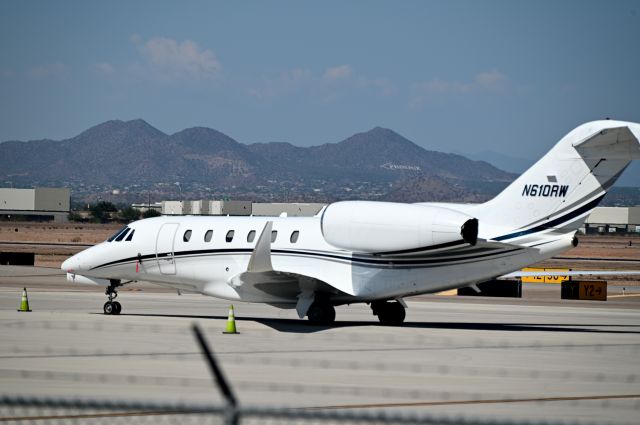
[{"xmin": 62, "ymin": 120, "xmax": 640, "ymax": 325}]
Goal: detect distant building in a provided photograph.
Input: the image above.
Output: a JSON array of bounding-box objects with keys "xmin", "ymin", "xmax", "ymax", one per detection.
[
  {"xmin": 161, "ymin": 201, "xmax": 184, "ymax": 215},
  {"xmin": 155, "ymin": 200, "xmax": 325, "ymax": 217},
  {"xmin": 0, "ymin": 187, "xmax": 70, "ymax": 222},
  {"xmin": 140, "ymin": 200, "xmax": 640, "ymax": 232},
  {"xmin": 252, "ymin": 202, "xmax": 325, "ymax": 217},
  {"xmin": 160, "ymin": 200, "xmax": 252, "ymax": 216},
  {"xmin": 216, "ymin": 200, "xmax": 252, "ymax": 216},
  {"xmin": 583, "ymin": 207, "xmax": 640, "ymax": 234},
  {"xmin": 131, "ymin": 202, "xmax": 162, "ymax": 213}
]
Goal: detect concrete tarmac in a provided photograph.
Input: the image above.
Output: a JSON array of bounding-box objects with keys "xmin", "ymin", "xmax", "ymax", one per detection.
[{"xmin": 1, "ymin": 266, "xmax": 640, "ymax": 424}]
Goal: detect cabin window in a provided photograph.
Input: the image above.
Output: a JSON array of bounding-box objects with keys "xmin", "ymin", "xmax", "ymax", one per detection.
[
  {"xmin": 271, "ymin": 230, "xmax": 278, "ymax": 243},
  {"xmin": 247, "ymin": 230, "xmax": 256, "ymax": 243},
  {"xmin": 125, "ymin": 230, "xmax": 135, "ymax": 241},
  {"xmin": 226, "ymin": 230, "xmax": 235, "ymax": 242},
  {"xmin": 183, "ymin": 230, "xmax": 192, "ymax": 242},
  {"xmin": 107, "ymin": 227, "xmax": 127, "ymax": 242},
  {"xmin": 290, "ymin": 230, "xmax": 299, "ymax": 243},
  {"xmin": 114, "ymin": 228, "xmax": 130, "ymax": 242},
  {"xmin": 204, "ymin": 230, "xmax": 213, "ymax": 242}
]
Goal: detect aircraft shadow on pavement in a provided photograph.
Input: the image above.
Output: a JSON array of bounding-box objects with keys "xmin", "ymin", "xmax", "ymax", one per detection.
[
  {"xmin": 259, "ymin": 320, "xmax": 640, "ymax": 334},
  {"xmin": 117, "ymin": 313, "xmax": 640, "ymax": 335}
]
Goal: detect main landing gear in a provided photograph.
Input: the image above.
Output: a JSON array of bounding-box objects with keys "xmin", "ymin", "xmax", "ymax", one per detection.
[
  {"xmin": 307, "ymin": 299, "xmax": 336, "ymax": 325},
  {"xmin": 104, "ymin": 280, "xmax": 122, "ymax": 315},
  {"xmin": 371, "ymin": 300, "xmax": 406, "ymax": 326}
]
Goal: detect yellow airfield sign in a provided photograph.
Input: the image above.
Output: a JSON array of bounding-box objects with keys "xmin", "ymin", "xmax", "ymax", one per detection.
[
  {"xmin": 521, "ymin": 267, "xmax": 570, "ymax": 284},
  {"xmin": 561, "ymin": 280, "xmax": 607, "ymax": 301}
]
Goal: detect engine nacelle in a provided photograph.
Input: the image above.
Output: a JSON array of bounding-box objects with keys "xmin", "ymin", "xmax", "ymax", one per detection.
[{"xmin": 320, "ymin": 201, "xmax": 478, "ymax": 254}]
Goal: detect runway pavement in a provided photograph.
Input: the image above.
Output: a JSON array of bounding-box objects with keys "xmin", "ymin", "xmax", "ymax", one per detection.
[{"xmin": 1, "ymin": 266, "xmax": 639, "ymax": 424}]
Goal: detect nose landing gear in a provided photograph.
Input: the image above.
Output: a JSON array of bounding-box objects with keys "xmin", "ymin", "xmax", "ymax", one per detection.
[{"xmin": 104, "ymin": 280, "xmax": 122, "ymax": 315}]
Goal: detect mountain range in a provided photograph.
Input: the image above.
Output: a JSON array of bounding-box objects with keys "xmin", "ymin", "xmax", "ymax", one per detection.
[{"xmin": 0, "ymin": 119, "xmax": 521, "ymax": 203}]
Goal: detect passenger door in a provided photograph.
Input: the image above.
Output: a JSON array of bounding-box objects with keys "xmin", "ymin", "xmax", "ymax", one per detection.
[{"xmin": 156, "ymin": 223, "xmax": 179, "ymax": 275}]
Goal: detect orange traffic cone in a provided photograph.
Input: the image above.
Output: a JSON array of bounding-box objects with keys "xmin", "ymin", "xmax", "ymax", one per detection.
[{"xmin": 18, "ymin": 288, "xmax": 31, "ymax": 312}]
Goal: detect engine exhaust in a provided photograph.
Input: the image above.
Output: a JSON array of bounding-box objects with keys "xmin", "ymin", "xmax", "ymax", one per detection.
[{"xmin": 461, "ymin": 218, "xmax": 479, "ymax": 246}]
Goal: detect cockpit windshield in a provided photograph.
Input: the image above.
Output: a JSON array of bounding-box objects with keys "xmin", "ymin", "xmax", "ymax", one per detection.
[
  {"xmin": 107, "ymin": 227, "xmax": 129, "ymax": 242},
  {"xmin": 114, "ymin": 228, "xmax": 130, "ymax": 242}
]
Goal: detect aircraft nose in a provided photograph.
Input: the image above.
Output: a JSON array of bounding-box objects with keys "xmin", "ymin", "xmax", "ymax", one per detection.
[{"xmin": 61, "ymin": 255, "xmax": 80, "ymax": 273}]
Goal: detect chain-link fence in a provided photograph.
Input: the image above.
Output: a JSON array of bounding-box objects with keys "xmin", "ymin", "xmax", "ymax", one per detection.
[
  {"xmin": 2, "ymin": 312, "xmax": 640, "ymax": 425},
  {"xmin": 1, "ymin": 394, "xmax": 616, "ymax": 425}
]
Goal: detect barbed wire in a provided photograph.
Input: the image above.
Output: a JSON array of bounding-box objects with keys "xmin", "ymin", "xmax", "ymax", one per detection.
[
  {"xmin": 2, "ymin": 367, "xmax": 640, "ymax": 412},
  {"xmin": 0, "ymin": 395, "xmax": 636, "ymax": 425}
]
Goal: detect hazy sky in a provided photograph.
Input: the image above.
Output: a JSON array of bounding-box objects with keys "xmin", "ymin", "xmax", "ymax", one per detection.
[{"xmin": 1, "ymin": 0, "xmax": 639, "ymax": 160}]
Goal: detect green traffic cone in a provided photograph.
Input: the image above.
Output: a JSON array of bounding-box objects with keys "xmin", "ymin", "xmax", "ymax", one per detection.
[
  {"xmin": 223, "ymin": 305, "xmax": 239, "ymax": 334},
  {"xmin": 18, "ymin": 288, "xmax": 31, "ymax": 312}
]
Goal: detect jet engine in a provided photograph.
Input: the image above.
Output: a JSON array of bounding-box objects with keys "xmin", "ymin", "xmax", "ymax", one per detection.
[{"xmin": 320, "ymin": 201, "xmax": 478, "ymax": 254}]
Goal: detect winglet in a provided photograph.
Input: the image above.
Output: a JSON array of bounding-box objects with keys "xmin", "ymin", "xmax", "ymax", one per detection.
[{"xmin": 247, "ymin": 221, "xmax": 274, "ymax": 273}]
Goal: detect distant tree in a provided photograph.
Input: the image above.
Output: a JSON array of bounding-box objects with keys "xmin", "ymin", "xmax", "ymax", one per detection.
[
  {"xmin": 141, "ymin": 209, "xmax": 161, "ymax": 219},
  {"xmin": 119, "ymin": 207, "xmax": 141, "ymax": 223},
  {"xmin": 89, "ymin": 201, "xmax": 117, "ymax": 223},
  {"xmin": 68, "ymin": 211, "xmax": 84, "ymax": 222}
]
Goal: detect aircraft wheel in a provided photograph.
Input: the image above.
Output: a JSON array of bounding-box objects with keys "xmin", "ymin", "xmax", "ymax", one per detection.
[
  {"xmin": 307, "ymin": 302, "xmax": 336, "ymax": 325},
  {"xmin": 103, "ymin": 301, "xmax": 114, "ymax": 315},
  {"xmin": 375, "ymin": 301, "xmax": 406, "ymax": 326},
  {"xmin": 104, "ymin": 281, "xmax": 121, "ymax": 316}
]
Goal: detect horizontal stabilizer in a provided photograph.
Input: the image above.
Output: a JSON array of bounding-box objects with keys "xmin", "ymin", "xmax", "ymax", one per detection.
[
  {"xmin": 573, "ymin": 125, "xmax": 640, "ymax": 160},
  {"xmin": 500, "ymin": 270, "xmax": 640, "ymax": 279}
]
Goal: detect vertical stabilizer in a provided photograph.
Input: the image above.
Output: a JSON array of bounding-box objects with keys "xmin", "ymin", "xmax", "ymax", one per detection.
[{"xmin": 474, "ymin": 120, "xmax": 640, "ymax": 242}]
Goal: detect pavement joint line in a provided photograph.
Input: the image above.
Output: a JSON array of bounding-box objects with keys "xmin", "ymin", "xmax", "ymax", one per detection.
[
  {"xmin": 609, "ymin": 294, "xmax": 640, "ymax": 298},
  {"xmin": 3, "ymin": 342, "xmax": 640, "ymax": 359},
  {"xmin": 306, "ymin": 393, "xmax": 640, "ymax": 410},
  {"xmin": 0, "ymin": 410, "xmax": 193, "ymax": 422}
]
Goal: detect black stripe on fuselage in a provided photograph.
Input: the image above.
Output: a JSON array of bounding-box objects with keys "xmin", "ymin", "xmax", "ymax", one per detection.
[
  {"xmin": 493, "ymin": 194, "xmax": 605, "ymax": 242},
  {"xmin": 374, "ymin": 239, "xmax": 468, "ymax": 256},
  {"xmin": 91, "ymin": 198, "xmax": 596, "ymax": 273},
  {"xmin": 90, "ymin": 246, "xmax": 522, "ymax": 272}
]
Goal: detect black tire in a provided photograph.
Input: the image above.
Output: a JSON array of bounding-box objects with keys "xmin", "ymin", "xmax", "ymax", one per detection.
[
  {"xmin": 377, "ymin": 302, "xmax": 406, "ymax": 326},
  {"xmin": 103, "ymin": 301, "xmax": 114, "ymax": 315},
  {"xmin": 112, "ymin": 301, "xmax": 122, "ymax": 315},
  {"xmin": 307, "ymin": 302, "xmax": 336, "ymax": 325}
]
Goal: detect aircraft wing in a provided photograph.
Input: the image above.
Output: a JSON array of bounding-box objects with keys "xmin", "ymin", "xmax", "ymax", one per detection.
[
  {"xmin": 228, "ymin": 221, "xmax": 349, "ymax": 318},
  {"xmin": 476, "ymin": 239, "xmax": 524, "ymax": 249},
  {"xmin": 246, "ymin": 221, "xmax": 274, "ymax": 273}
]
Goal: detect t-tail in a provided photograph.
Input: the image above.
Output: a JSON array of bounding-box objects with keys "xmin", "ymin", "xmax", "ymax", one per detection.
[{"xmin": 474, "ymin": 120, "xmax": 640, "ymax": 243}]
